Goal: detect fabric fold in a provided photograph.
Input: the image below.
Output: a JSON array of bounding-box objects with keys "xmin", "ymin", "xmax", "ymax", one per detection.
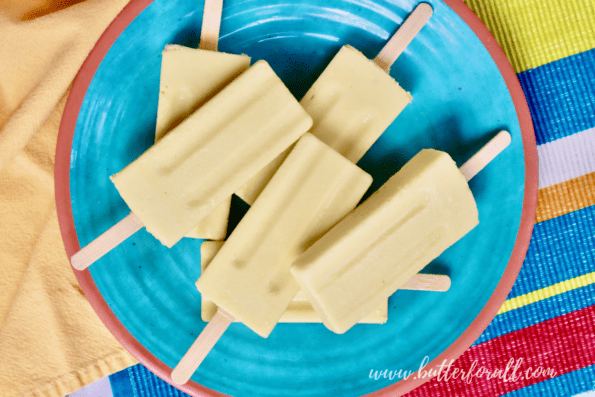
[{"xmin": 0, "ymin": 1, "xmax": 138, "ymax": 396}]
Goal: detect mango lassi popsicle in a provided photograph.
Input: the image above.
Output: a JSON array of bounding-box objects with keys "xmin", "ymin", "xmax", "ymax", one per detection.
[
  {"xmin": 235, "ymin": 3, "xmax": 433, "ymax": 204},
  {"xmin": 195, "ymin": 133, "xmax": 373, "ymax": 337},
  {"xmin": 171, "ymin": 133, "xmax": 372, "ymax": 384},
  {"xmin": 155, "ymin": 45, "xmax": 250, "ymax": 240},
  {"xmin": 291, "ymin": 131, "xmax": 512, "ymax": 334},
  {"xmin": 110, "ymin": 60, "xmax": 312, "ymax": 248}
]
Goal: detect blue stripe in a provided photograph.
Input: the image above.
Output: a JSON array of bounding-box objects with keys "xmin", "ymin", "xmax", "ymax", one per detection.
[
  {"xmin": 473, "ymin": 284, "xmax": 595, "ymax": 346},
  {"xmin": 507, "ymin": 205, "xmax": 595, "ymax": 300},
  {"xmin": 517, "ymin": 48, "xmax": 595, "ymax": 146},
  {"xmin": 110, "ymin": 364, "xmax": 189, "ymax": 397},
  {"xmin": 109, "ymin": 367, "xmax": 134, "ymax": 397},
  {"xmin": 502, "ymin": 365, "xmax": 595, "ymax": 397}
]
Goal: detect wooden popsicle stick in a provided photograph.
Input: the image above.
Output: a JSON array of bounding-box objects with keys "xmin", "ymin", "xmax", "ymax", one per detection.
[
  {"xmin": 199, "ymin": 0, "xmax": 224, "ymax": 51},
  {"xmin": 70, "ymin": 212, "xmax": 144, "ymax": 270},
  {"xmin": 459, "ymin": 130, "xmax": 512, "ymax": 182},
  {"xmin": 171, "ymin": 308, "xmax": 234, "ymax": 385},
  {"xmin": 401, "ymin": 274, "xmax": 451, "ymax": 292},
  {"xmin": 374, "ymin": 3, "xmax": 433, "ymax": 72}
]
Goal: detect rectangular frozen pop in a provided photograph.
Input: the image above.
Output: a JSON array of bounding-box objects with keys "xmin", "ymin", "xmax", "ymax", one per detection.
[
  {"xmin": 110, "ymin": 60, "xmax": 313, "ymax": 247},
  {"xmin": 155, "ymin": 44, "xmax": 250, "ymax": 240},
  {"xmin": 196, "ymin": 133, "xmax": 373, "ymax": 337},
  {"xmin": 235, "ymin": 44, "xmax": 412, "ymax": 204},
  {"xmin": 291, "ymin": 149, "xmax": 479, "ymax": 334}
]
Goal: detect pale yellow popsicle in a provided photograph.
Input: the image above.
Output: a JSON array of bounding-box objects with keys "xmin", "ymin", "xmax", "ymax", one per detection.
[
  {"xmin": 111, "ymin": 60, "xmax": 313, "ymax": 247},
  {"xmin": 155, "ymin": 45, "xmax": 250, "ymax": 140},
  {"xmin": 200, "ymin": 240, "xmax": 388, "ymax": 323},
  {"xmin": 155, "ymin": 44, "xmax": 250, "ymax": 240},
  {"xmin": 291, "ymin": 149, "xmax": 479, "ymax": 334},
  {"xmin": 235, "ymin": 45, "xmax": 412, "ymax": 204},
  {"xmin": 196, "ymin": 133, "xmax": 373, "ymax": 337}
]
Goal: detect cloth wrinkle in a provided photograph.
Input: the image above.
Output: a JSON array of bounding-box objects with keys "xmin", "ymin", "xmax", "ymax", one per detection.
[{"xmin": 0, "ymin": 1, "xmax": 137, "ymax": 397}]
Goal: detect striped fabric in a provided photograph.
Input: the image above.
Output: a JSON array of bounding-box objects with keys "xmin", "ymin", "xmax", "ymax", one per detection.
[{"xmin": 105, "ymin": 0, "xmax": 595, "ymax": 396}]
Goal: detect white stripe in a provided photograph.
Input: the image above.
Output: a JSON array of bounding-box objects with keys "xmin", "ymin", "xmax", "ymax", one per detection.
[
  {"xmin": 538, "ymin": 127, "xmax": 595, "ymax": 188},
  {"xmin": 573, "ymin": 392, "xmax": 595, "ymax": 397},
  {"xmin": 68, "ymin": 377, "xmax": 113, "ymax": 397}
]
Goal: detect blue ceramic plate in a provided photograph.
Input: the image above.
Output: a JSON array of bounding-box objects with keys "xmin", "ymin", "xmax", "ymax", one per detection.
[{"xmin": 56, "ymin": 0, "xmax": 537, "ymax": 395}]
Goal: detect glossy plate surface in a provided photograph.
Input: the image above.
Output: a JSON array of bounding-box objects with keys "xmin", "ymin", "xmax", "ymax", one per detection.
[{"xmin": 55, "ymin": 0, "xmax": 537, "ymax": 395}]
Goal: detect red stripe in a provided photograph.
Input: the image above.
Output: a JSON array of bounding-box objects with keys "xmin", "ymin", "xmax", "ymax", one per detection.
[{"xmin": 404, "ymin": 305, "xmax": 595, "ymax": 396}]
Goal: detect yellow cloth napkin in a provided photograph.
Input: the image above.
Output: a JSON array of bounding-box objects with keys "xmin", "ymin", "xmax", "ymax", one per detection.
[{"xmin": 0, "ymin": 1, "xmax": 139, "ymax": 396}]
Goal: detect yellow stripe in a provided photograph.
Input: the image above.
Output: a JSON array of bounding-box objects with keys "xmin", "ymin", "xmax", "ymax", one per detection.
[
  {"xmin": 466, "ymin": 0, "xmax": 595, "ymax": 73},
  {"xmin": 498, "ymin": 272, "xmax": 595, "ymax": 315},
  {"xmin": 535, "ymin": 172, "xmax": 595, "ymax": 223}
]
